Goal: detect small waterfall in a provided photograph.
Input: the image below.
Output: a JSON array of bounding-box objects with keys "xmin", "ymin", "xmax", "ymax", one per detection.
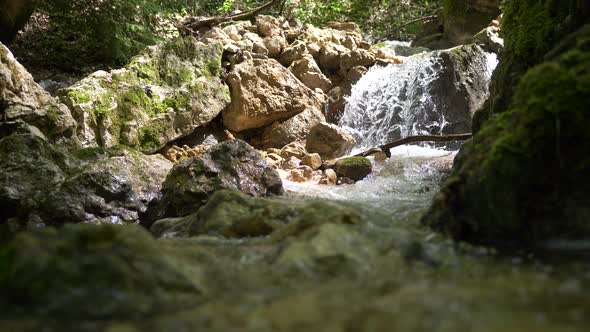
[{"xmin": 339, "ymin": 46, "xmax": 498, "ymax": 151}]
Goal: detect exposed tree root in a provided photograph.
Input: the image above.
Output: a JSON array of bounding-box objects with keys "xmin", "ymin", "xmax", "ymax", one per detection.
[{"xmin": 356, "ymin": 133, "xmax": 472, "ymax": 158}]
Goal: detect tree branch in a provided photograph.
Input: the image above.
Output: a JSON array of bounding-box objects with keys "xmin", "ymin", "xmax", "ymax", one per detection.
[{"xmin": 355, "ymin": 133, "xmax": 472, "ymax": 158}]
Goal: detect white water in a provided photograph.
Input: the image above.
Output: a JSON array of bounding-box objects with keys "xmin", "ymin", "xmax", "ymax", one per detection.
[{"xmin": 339, "ymin": 48, "xmax": 498, "ymax": 151}]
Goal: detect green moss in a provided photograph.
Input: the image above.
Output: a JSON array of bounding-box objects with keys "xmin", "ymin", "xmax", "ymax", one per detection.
[
  {"xmin": 138, "ymin": 121, "xmax": 164, "ymax": 151},
  {"xmin": 423, "ymin": 23, "xmax": 590, "ymax": 248},
  {"xmin": 66, "ymin": 90, "xmax": 92, "ymax": 104}
]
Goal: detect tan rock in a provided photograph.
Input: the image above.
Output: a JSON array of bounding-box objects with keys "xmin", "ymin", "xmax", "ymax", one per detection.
[
  {"xmin": 289, "ymin": 55, "xmax": 333, "ymax": 93},
  {"xmin": 288, "ymin": 169, "xmax": 307, "ymax": 183},
  {"xmin": 256, "ymin": 15, "xmax": 282, "ymax": 37},
  {"xmin": 324, "ymin": 86, "xmax": 349, "ymax": 123},
  {"xmin": 318, "ymin": 169, "xmax": 337, "ymax": 185},
  {"xmin": 279, "ymin": 40, "xmax": 308, "ymax": 67},
  {"xmin": 346, "ymin": 66, "xmax": 368, "ymax": 84},
  {"xmin": 223, "ymin": 58, "xmax": 323, "ymax": 132},
  {"xmin": 319, "ymin": 43, "xmax": 348, "ymax": 70},
  {"xmin": 306, "ymin": 122, "xmax": 356, "ymax": 159},
  {"xmin": 301, "ymin": 153, "xmax": 322, "ymax": 170},
  {"xmin": 261, "ymin": 107, "xmax": 326, "ymax": 148},
  {"xmin": 340, "ymin": 49, "xmax": 376, "ymax": 71},
  {"xmin": 264, "ymin": 36, "xmax": 286, "ymax": 58},
  {"xmin": 279, "ymin": 141, "xmax": 307, "ymax": 160},
  {"xmin": 282, "ymin": 156, "xmax": 302, "ymax": 170}
]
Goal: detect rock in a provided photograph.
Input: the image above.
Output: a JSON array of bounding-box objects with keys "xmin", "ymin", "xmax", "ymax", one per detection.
[
  {"xmin": 288, "ymin": 169, "xmax": 307, "ymax": 182},
  {"xmin": 264, "ymin": 36, "xmax": 286, "ymax": 58},
  {"xmin": 0, "ymin": 0, "xmax": 36, "ymax": 43},
  {"xmin": 201, "ymin": 27, "xmax": 231, "ymax": 43},
  {"xmin": 335, "ymin": 157, "xmax": 372, "ymax": 181},
  {"xmin": 279, "ymin": 141, "xmax": 307, "ymax": 160},
  {"xmin": 318, "ymin": 168, "xmax": 337, "ymax": 185},
  {"xmin": 371, "ymin": 47, "xmax": 406, "ymax": 63},
  {"xmin": 142, "ymin": 140, "xmax": 283, "ymax": 226},
  {"xmin": 324, "ymin": 86, "xmax": 350, "ymax": 123},
  {"xmin": 422, "ymin": 21, "xmax": 590, "ymax": 248},
  {"xmin": 340, "ymin": 49, "xmax": 376, "ymax": 71},
  {"xmin": 473, "ymin": 26, "xmax": 504, "ymax": 53},
  {"xmin": 60, "ymin": 36, "xmax": 230, "ymax": 152},
  {"xmin": 41, "ymin": 146, "xmax": 172, "ymax": 225},
  {"xmin": 306, "ymin": 122, "xmax": 356, "ymax": 159},
  {"xmin": 301, "ymin": 153, "xmax": 322, "ymax": 170},
  {"xmin": 1, "ymin": 42, "xmax": 77, "ymax": 143},
  {"xmin": 346, "ymin": 66, "xmax": 368, "ymax": 84},
  {"xmin": 337, "ymin": 176, "xmax": 356, "ymax": 185},
  {"xmin": 341, "ymin": 44, "xmax": 494, "ymax": 144},
  {"xmin": 319, "ymin": 43, "xmax": 349, "ymax": 71},
  {"xmin": 289, "ymin": 55, "xmax": 333, "ymax": 93},
  {"xmin": 326, "ymin": 22, "xmax": 361, "ymax": 32},
  {"xmin": 443, "ymin": 0, "xmax": 502, "ymax": 45},
  {"xmin": 280, "ymin": 40, "xmax": 308, "ymax": 66},
  {"xmin": 185, "ymin": 190, "xmax": 360, "ymax": 238},
  {"xmin": 264, "ymin": 152, "xmax": 283, "ymax": 169},
  {"xmin": 281, "ymin": 156, "xmax": 302, "ymax": 170},
  {"xmin": 222, "ymin": 58, "xmax": 324, "ymax": 132},
  {"xmin": 243, "ymin": 32, "xmax": 269, "ymax": 55},
  {"xmin": 261, "ymin": 107, "xmax": 326, "ymax": 148},
  {"xmin": 256, "ymin": 15, "xmax": 282, "ymax": 37},
  {"xmin": 0, "ymin": 224, "xmax": 200, "ymax": 317}
]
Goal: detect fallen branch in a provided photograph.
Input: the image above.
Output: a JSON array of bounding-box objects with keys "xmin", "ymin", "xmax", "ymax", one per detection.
[
  {"xmin": 375, "ymin": 14, "xmax": 439, "ymax": 42},
  {"xmin": 180, "ymin": 0, "xmax": 283, "ymax": 35},
  {"xmin": 356, "ymin": 133, "xmax": 473, "ymax": 158}
]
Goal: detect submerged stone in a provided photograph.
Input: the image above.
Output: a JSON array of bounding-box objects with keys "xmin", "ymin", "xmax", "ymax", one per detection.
[{"xmin": 335, "ymin": 156, "xmax": 372, "ymax": 182}]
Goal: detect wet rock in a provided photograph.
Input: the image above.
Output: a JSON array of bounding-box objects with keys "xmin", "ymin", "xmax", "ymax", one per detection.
[
  {"xmin": 324, "ymin": 85, "xmax": 350, "ymax": 123},
  {"xmin": 1, "ymin": 42, "xmax": 76, "ymax": 143},
  {"xmin": 261, "ymin": 108, "xmax": 326, "ymax": 149},
  {"xmin": 185, "ymin": 190, "xmax": 360, "ymax": 238},
  {"xmin": 340, "ymin": 49, "xmax": 376, "ymax": 71},
  {"xmin": 301, "ymin": 153, "xmax": 322, "ymax": 170},
  {"xmin": 142, "ymin": 140, "xmax": 283, "ymax": 226},
  {"xmin": 318, "ymin": 168, "xmax": 337, "ymax": 185},
  {"xmin": 60, "ymin": 36, "xmax": 230, "ymax": 152},
  {"xmin": 223, "ymin": 58, "xmax": 323, "ymax": 132},
  {"xmin": 423, "ymin": 23, "xmax": 590, "ymax": 248},
  {"xmin": 289, "ymin": 55, "xmax": 333, "ymax": 93},
  {"xmin": 335, "ymin": 157, "xmax": 372, "ymax": 182},
  {"xmin": 346, "ymin": 66, "xmax": 368, "ymax": 84},
  {"xmin": 281, "ymin": 156, "xmax": 302, "ymax": 170},
  {"xmin": 0, "ymin": 224, "xmax": 200, "ymax": 318},
  {"xmin": 306, "ymin": 122, "xmax": 356, "ymax": 159},
  {"xmin": 288, "ymin": 168, "xmax": 308, "ymax": 183},
  {"xmin": 473, "ymin": 26, "xmax": 504, "ymax": 53},
  {"xmin": 279, "ymin": 141, "xmax": 307, "ymax": 160}
]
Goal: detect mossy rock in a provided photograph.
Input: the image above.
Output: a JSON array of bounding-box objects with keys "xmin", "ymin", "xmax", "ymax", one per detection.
[
  {"xmin": 335, "ymin": 157, "xmax": 372, "ymax": 181},
  {"xmin": 60, "ymin": 37, "xmax": 230, "ymax": 152},
  {"xmin": 0, "ymin": 224, "xmax": 200, "ymax": 318},
  {"xmin": 182, "ymin": 190, "xmax": 361, "ymax": 239},
  {"xmin": 422, "ymin": 24, "xmax": 590, "ymax": 248},
  {"xmin": 473, "ymin": 0, "xmax": 589, "ymax": 132}
]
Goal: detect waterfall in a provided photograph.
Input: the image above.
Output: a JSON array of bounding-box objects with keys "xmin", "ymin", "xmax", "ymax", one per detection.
[{"xmin": 339, "ymin": 45, "xmax": 498, "ymax": 151}]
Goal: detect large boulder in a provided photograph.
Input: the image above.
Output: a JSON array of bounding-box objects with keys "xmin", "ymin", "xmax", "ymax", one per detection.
[
  {"xmin": 340, "ymin": 49, "xmax": 376, "ymax": 71},
  {"xmin": 1, "ymin": 42, "xmax": 77, "ymax": 143},
  {"xmin": 222, "ymin": 58, "xmax": 324, "ymax": 132},
  {"xmin": 261, "ymin": 108, "xmax": 326, "ymax": 148},
  {"xmin": 0, "ymin": 224, "xmax": 200, "ymax": 318},
  {"xmin": 60, "ymin": 36, "xmax": 230, "ymax": 152},
  {"xmin": 142, "ymin": 140, "xmax": 283, "ymax": 226},
  {"xmin": 289, "ymin": 55, "xmax": 333, "ymax": 93},
  {"xmin": 0, "ymin": 122, "xmax": 173, "ymax": 232},
  {"xmin": 422, "ymin": 21, "xmax": 590, "ymax": 248},
  {"xmin": 340, "ymin": 44, "xmax": 494, "ymax": 147},
  {"xmin": 306, "ymin": 122, "xmax": 356, "ymax": 159}
]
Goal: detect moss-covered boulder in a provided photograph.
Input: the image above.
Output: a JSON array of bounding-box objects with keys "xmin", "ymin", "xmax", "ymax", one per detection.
[
  {"xmin": 60, "ymin": 36, "xmax": 230, "ymax": 152},
  {"xmin": 0, "ymin": 224, "xmax": 200, "ymax": 318},
  {"xmin": 1, "ymin": 42, "xmax": 77, "ymax": 143},
  {"xmin": 142, "ymin": 140, "xmax": 283, "ymax": 227},
  {"xmin": 474, "ymin": 0, "xmax": 590, "ymax": 131},
  {"xmin": 422, "ymin": 24, "xmax": 590, "ymax": 248},
  {"xmin": 335, "ymin": 157, "xmax": 372, "ymax": 182}
]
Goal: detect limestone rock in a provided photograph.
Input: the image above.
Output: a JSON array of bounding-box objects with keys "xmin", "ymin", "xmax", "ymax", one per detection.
[
  {"xmin": 325, "ymin": 86, "xmax": 350, "ymax": 123},
  {"xmin": 256, "ymin": 15, "xmax": 282, "ymax": 37},
  {"xmin": 346, "ymin": 66, "xmax": 368, "ymax": 84},
  {"xmin": 279, "ymin": 141, "xmax": 307, "ymax": 160},
  {"xmin": 289, "ymin": 55, "xmax": 333, "ymax": 93},
  {"xmin": 306, "ymin": 122, "xmax": 356, "ymax": 159},
  {"xmin": 60, "ymin": 36, "xmax": 230, "ymax": 152},
  {"xmin": 142, "ymin": 140, "xmax": 283, "ymax": 226},
  {"xmin": 319, "ymin": 43, "xmax": 349, "ymax": 70},
  {"xmin": 261, "ymin": 108, "xmax": 326, "ymax": 148},
  {"xmin": 0, "ymin": 42, "xmax": 76, "ymax": 143},
  {"xmin": 340, "ymin": 49, "xmax": 376, "ymax": 71},
  {"xmin": 280, "ymin": 40, "xmax": 308, "ymax": 66},
  {"xmin": 473, "ymin": 26, "xmax": 504, "ymax": 53},
  {"xmin": 301, "ymin": 153, "xmax": 322, "ymax": 170},
  {"xmin": 222, "ymin": 58, "xmax": 323, "ymax": 132},
  {"xmin": 335, "ymin": 156, "xmax": 372, "ymax": 181},
  {"xmin": 318, "ymin": 168, "xmax": 337, "ymax": 185}
]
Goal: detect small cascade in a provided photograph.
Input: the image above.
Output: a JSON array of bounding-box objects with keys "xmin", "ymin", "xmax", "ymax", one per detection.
[{"xmin": 339, "ymin": 45, "xmax": 498, "ymax": 151}]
